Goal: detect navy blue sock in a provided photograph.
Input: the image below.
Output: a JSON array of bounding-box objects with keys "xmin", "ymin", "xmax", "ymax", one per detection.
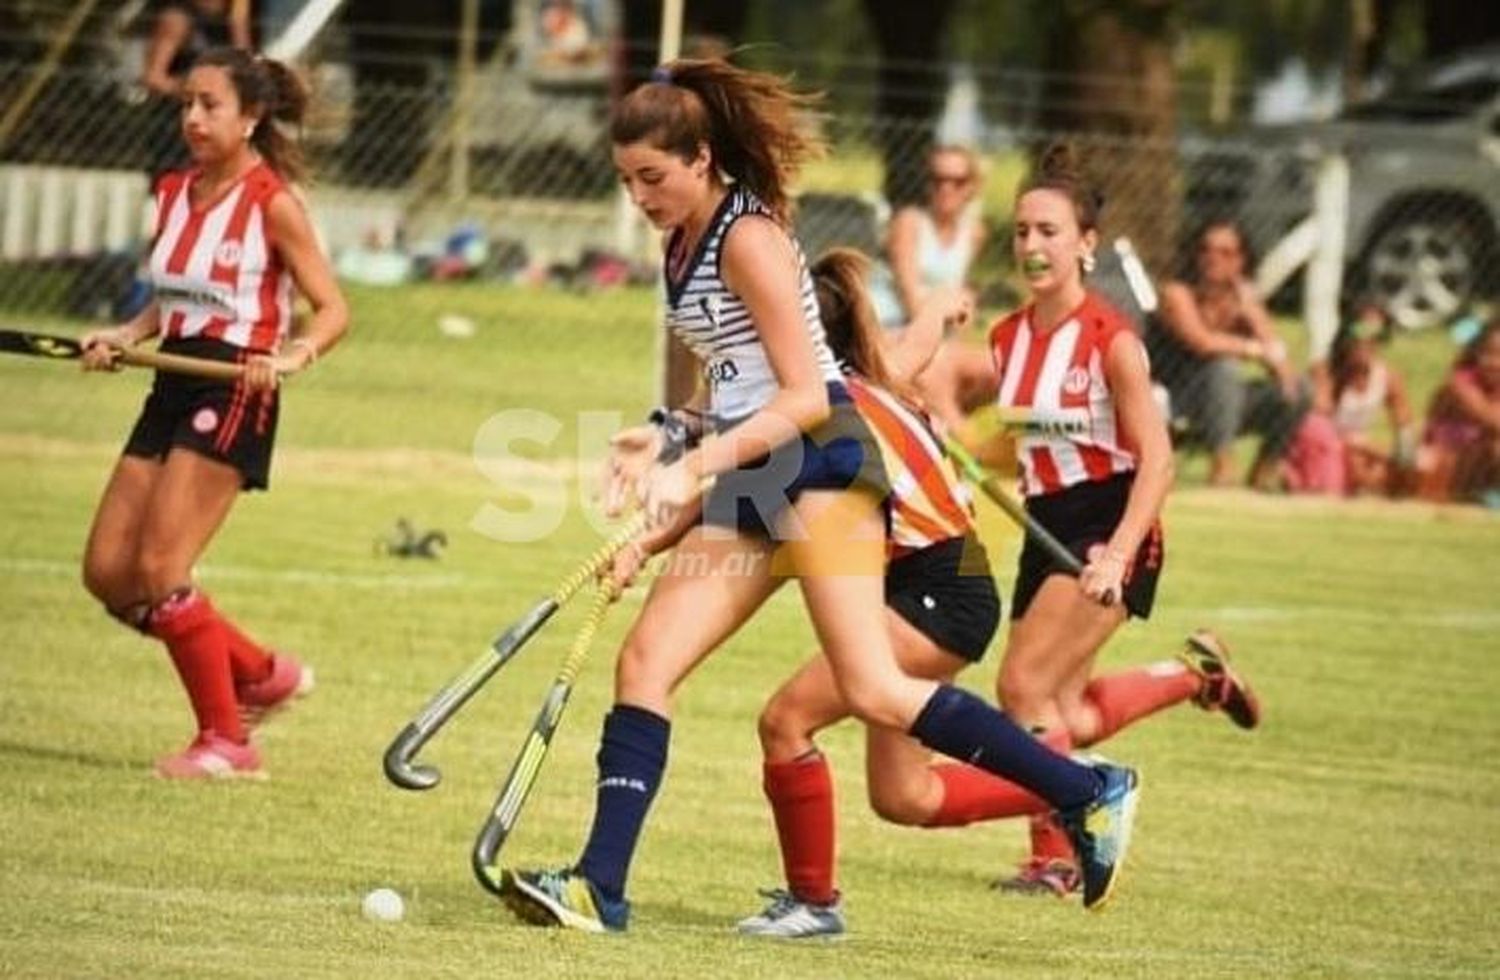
[
  {"xmin": 576, "ymin": 704, "xmax": 671, "ymax": 904},
  {"xmin": 909, "ymin": 684, "xmax": 1101, "ymax": 810}
]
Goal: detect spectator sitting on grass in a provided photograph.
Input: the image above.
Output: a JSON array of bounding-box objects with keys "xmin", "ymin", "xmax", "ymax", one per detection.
[
  {"xmin": 1418, "ymin": 315, "xmax": 1500, "ymax": 506},
  {"xmin": 1152, "ymin": 220, "xmax": 1308, "ymax": 489},
  {"xmin": 1284, "ymin": 302, "xmax": 1416, "ymax": 496}
]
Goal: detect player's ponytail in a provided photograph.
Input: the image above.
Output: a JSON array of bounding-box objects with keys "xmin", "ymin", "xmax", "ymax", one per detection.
[
  {"xmin": 610, "ymin": 57, "xmax": 824, "ymax": 224},
  {"xmin": 195, "ymin": 47, "xmax": 311, "ymax": 185},
  {"xmin": 811, "ymin": 248, "xmax": 906, "ymax": 396}
]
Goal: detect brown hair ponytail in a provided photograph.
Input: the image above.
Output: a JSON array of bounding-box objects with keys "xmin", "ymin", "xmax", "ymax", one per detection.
[
  {"xmin": 610, "ymin": 57, "xmax": 824, "ymax": 223},
  {"xmin": 811, "ymin": 248, "xmax": 906, "ymax": 396}
]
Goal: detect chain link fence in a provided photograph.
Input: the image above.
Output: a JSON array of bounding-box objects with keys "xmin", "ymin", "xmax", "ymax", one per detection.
[{"xmin": 1, "ymin": 53, "xmax": 1495, "ymax": 496}]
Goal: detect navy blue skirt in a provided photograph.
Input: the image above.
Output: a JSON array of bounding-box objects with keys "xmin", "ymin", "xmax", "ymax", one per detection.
[{"xmin": 701, "ymin": 382, "xmax": 891, "ymax": 539}]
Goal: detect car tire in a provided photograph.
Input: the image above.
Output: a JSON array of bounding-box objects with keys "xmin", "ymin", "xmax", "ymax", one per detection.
[{"xmin": 1358, "ymin": 208, "xmax": 1491, "ymax": 330}]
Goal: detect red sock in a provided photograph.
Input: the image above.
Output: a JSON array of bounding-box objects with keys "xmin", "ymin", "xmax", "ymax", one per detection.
[
  {"xmin": 1029, "ymin": 811, "xmax": 1076, "ymax": 862},
  {"xmin": 1082, "ymin": 661, "xmax": 1201, "ymax": 745},
  {"xmin": 147, "ymin": 589, "xmax": 245, "ymax": 743},
  {"xmin": 219, "ymin": 616, "xmax": 274, "ymax": 686},
  {"xmin": 924, "ymin": 728, "xmax": 1071, "ymax": 827},
  {"xmin": 763, "ymin": 753, "xmax": 837, "ymax": 904}
]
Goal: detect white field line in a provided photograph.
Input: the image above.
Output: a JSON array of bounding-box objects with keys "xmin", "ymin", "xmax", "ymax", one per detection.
[
  {"xmin": 1179, "ymin": 604, "xmax": 1500, "ymax": 629},
  {"xmin": 0, "ymin": 556, "xmax": 469, "ymax": 591},
  {"xmin": 1, "ymin": 555, "xmax": 1496, "ymax": 626}
]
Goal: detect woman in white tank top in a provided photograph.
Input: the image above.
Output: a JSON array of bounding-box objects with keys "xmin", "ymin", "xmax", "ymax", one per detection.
[
  {"xmin": 1324, "ymin": 310, "xmax": 1415, "ymax": 494},
  {"xmin": 871, "ymin": 146, "xmax": 997, "ymax": 435}
]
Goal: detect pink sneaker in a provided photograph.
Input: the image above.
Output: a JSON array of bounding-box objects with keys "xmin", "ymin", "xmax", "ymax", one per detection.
[
  {"xmin": 992, "ymin": 857, "xmax": 1081, "ymax": 897},
  {"xmin": 237, "ymin": 654, "xmax": 315, "ymax": 729},
  {"xmin": 154, "ymin": 731, "xmax": 264, "ymax": 780}
]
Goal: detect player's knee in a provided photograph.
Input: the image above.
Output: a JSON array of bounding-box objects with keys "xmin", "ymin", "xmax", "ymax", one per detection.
[
  {"xmin": 83, "ymin": 548, "xmax": 144, "ymax": 608},
  {"xmin": 756, "ymin": 695, "xmax": 809, "ymax": 756},
  {"xmin": 80, "ymin": 554, "xmax": 116, "ymax": 604},
  {"xmin": 613, "ymin": 636, "xmax": 670, "ymax": 705},
  {"xmin": 1056, "ymin": 700, "xmax": 1097, "ymax": 746},
  {"xmin": 133, "ymin": 548, "xmax": 188, "ymax": 603},
  {"xmin": 867, "ymin": 781, "xmax": 928, "ymax": 826}
]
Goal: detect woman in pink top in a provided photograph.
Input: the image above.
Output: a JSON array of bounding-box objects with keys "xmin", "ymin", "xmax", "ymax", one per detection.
[{"xmin": 1419, "ymin": 317, "xmax": 1500, "ymax": 503}]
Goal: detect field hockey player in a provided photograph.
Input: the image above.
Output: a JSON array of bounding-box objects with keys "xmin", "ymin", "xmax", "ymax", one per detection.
[
  {"xmin": 78, "ymin": 48, "xmax": 348, "ymax": 779},
  {"xmin": 497, "ymin": 57, "xmax": 1142, "ymax": 934},
  {"xmin": 973, "ymin": 144, "xmax": 1260, "ymax": 895}
]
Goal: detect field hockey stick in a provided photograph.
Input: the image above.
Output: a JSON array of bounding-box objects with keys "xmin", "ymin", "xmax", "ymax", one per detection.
[
  {"xmin": 944, "ymin": 437, "xmax": 1084, "ymax": 576},
  {"xmin": 383, "ymin": 512, "xmax": 647, "ymax": 791},
  {"xmin": 0, "ymin": 329, "xmax": 244, "ymax": 381},
  {"xmin": 1112, "ymin": 237, "xmax": 1159, "ymax": 316},
  {"xmin": 472, "ymin": 583, "xmax": 615, "ymax": 895}
]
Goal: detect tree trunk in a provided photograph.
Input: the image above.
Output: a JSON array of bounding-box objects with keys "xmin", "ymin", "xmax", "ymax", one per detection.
[
  {"xmin": 861, "ymin": 0, "xmax": 957, "ymax": 207},
  {"xmin": 1038, "ymin": 0, "xmax": 1181, "ymax": 279}
]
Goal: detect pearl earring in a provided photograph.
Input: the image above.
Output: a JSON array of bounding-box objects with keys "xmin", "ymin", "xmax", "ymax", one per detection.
[{"xmin": 1081, "ymin": 252, "xmax": 1097, "ymax": 274}]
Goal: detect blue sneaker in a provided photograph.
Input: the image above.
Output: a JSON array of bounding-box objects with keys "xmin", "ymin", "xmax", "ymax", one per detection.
[
  {"xmin": 499, "ymin": 867, "xmax": 629, "ymax": 933},
  {"xmin": 1057, "ymin": 762, "xmax": 1141, "ymax": 911},
  {"xmin": 736, "ymin": 888, "xmax": 846, "ymax": 939}
]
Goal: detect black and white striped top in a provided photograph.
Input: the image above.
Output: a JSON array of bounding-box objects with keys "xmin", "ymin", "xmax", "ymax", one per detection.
[{"xmin": 662, "ymin": 185, "xmax": 842, "ymax": 422}]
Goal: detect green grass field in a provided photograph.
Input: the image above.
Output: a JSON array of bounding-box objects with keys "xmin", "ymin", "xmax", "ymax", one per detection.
[{"xmin": 2, "ymin": 284, "xmax": 1499, "ymax": 978}]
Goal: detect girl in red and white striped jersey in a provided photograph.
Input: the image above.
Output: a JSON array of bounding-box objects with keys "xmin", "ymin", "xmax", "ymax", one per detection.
[
  {"xmin": 78, "ymin": 47, "xmax": 348, "ymax": 780},
  {"xmin": 986, "ymin": 146, "xmax": 1258, "ymax": 895}
]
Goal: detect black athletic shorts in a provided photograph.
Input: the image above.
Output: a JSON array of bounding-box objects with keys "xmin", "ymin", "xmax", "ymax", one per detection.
[
  {"xmin": 122, "ymin": 337, "xmax": 279, "ymax": 490},
  {"xmin": 1011, "ymin": 472, "xmax": 1163, "ymax": 620},
  {"xmin": 702, "ymin": 381, "xmax": 891, "ymax": 539},
  {"xmin": 886, "ymin": 532, "xmax": 1001, "ymax": 663}
]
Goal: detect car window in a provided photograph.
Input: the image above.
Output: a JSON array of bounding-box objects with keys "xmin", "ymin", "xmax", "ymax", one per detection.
[{"xmin": 1344, "ymin": 56, "xmax": 1500, "ymax": 122}]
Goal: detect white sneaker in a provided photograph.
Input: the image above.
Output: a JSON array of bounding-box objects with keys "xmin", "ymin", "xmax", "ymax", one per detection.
[{"xmin": 736, "ymin": 888, "xmax": 845, "ymax": 939}]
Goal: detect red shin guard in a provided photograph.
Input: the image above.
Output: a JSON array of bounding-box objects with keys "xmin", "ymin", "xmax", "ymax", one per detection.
[
  {"xmin": 924, "ymin": 727, "xmax": 1072, "ymax": 827},
  {"xmin": 219, "ymin": 616, "xmax": 274, "ymax": 686},
  {"xmin": 763, "ymin": 753, "xmax": 837, "ymax": 905},
  {"xmin": 1082, "ymin": 662, "xmax": 1201, "ymax": 744},
  {"xmin": 147, "ymin": 589, "xmax": 245, "ymax": 743}
]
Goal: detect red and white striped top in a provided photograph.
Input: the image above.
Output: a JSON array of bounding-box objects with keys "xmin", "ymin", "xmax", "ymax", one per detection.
[
  {"xmin": 148, "ymin": 162, "xmax": 293, "ymax": 352},
  {"xmin": 846, "ymin": 375, "xmax": 974, "ymax": 558},
  {"xmin": 989, "ymin": 292, "xmax": 1140, "ymax": 497}
]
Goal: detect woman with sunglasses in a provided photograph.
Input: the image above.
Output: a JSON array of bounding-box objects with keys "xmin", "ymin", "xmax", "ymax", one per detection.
[{"xmin": 869, "ymin": 146, "xmax": 996, "ymax": 436}]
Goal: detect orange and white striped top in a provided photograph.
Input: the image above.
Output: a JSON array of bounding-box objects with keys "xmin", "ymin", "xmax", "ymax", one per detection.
[
  {"xmin": 148, "ymin": 162, "xmax": 294, "ymax": 353},
  {"xmin": 989, "ymin": 292, "xmax": 1140, "ymax": 497},
  {"xmin": 846, "ymin": 375, "xmax": 974, "ymax": 558}
]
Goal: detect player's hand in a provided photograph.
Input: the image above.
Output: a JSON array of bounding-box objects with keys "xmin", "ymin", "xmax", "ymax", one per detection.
[
  {"xmin": 79, "ymin": 327, "xmax": 131, "ymax": 372},
  {"xmin": 600, "ymin": 540, "xmax": 651, "ymax": 599},
  {"xmin": 245, "ymin": 343, "xmax": 316, "ymax": 392},
  {"xmin": 638, "ymin": 457, "xmax": 700, "ymax": 529},
  {"xmin": 1080, "ymin": 543, "xmax": 1127, "ymax": 607},
  {"xmin": 926, "ymin": 285, "xmax": 973, "ymax": 332},
  {"xmin": 603, "ymin": 425, "xmax": 664, "ymax": 517}
]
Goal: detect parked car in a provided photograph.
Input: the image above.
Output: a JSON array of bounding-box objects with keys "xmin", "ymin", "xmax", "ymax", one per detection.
[{"xmin": 1186, "ymin": 44, "xmax": 1500, "ymax": 329}]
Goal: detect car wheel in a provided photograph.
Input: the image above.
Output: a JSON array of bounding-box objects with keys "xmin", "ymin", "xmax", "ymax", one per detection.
[{"xmin": 1361, "ymin": 213, "xmax": 1486, "ymax": 330}]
